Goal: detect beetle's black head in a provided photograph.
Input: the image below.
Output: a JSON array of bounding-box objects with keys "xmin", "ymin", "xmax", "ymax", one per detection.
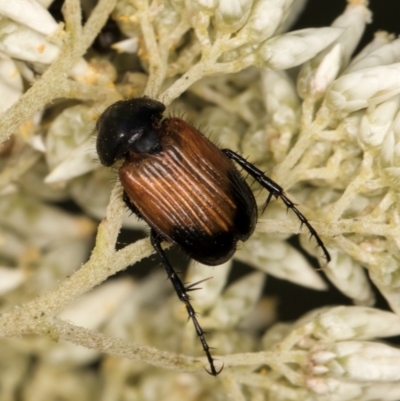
[{"xmin": 96, "ymin": 97, "xmax": 166, "ymax": 166}]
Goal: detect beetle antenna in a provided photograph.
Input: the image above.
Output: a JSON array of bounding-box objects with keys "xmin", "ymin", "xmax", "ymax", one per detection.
[
  {"xmin": 222, "ymin": 149, "xmax": 331, "ymax": 263},
  {"xmin": 150, "ymin": 230, "xmax": 223, "ymax": 376}
]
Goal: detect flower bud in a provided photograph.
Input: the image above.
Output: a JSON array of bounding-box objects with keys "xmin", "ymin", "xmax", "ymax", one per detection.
[
  {"xmin": 111, "ymin": 37, "xmax": 138, "ymax": 54},
  {"xmin": 297, "ymin": 1, "xmax": 370, "ymax": 100},
  {"xmin": 236, "ymin": 232, "xmax": 326, "ymax": 290},
  {"xmin": 329, "ymin": 0, "xmax": 371, "ymax": 68},
  {"xmin": 325, "ymin": 63, "xmax": 400, "ymax": 115},
  {"xmin": 58, "ymin": 279, "xmax": 135, "ymax": 331},
  {"xmin": 358, "ymin": 96, "xmax": 400, "ymax": 151},
  {"xmin": 44, "ymin": 136, "xmax": 97, "ymax": 184},
  {"xmin": 346, "ymin": 35, "xmax": 400, "ymax": 74},
  {"xmin": 256, "ymin": 28, "xmax": 342, "ymax": 70},
  {"xmin": 328, "ymin": 341, "xmax": 400, "ymax": 381},
  {"xmin": 185, "ymin": 259, "xmax": 231, "ymax": 311},
  {"xmin": 306, "ymin": 306, "xmax": 400, "ymax": 341},
  {"xmin": 236, "ymin": 0, "xmax": 295, "ymax": 44},
  {"xmin": 208, "ymin": 272, "xmax": 265, "ymax": 328},
  {"xmin": 215, "ymin": 0, "xmax": 254, "ymax": 33},
  {"xmin": 306, "ymin": 377, "xmax": 368, "ymax": 398},
  {"xmin": 0, "ymin": 54, "xmax": 23, "ymax": 113},
  {"xmin": 323, "ymin": 249, "xmax": 375, "ymax": 305},
  {"xmin": 38, "ymin": 239, "xmax": 91, "ymax": 290},
  {"xmin": 334, "ymin": 111, "xmax": 363, "ymax": 143},
  {"xmin": 196, "ymin": 107, "xmax": 245, "ymax": 150},
  {"xmin": 0, "ymin": 0, "xmax": 58, "ymax": 35},
  {"xmin": 18, "ymin": 159, "xmax": 69, "ymax": 202},
  {"xmin": 276, "ymin": 0, "xmax": 307, "ymax": 34},
  {"xmin": 36, "ymin": 0, "xmax": 53, "ymax": 6},
  {"xmin": 190, "ymin": 0, "xmax": 218, "ymax": 12},
  {"xmin": 380, "ymin": 109, "xmax": 400, "ymax": 188},
  {"xmin": 240, "ymin": 118, "xmax": 271, "ymax": 166},
  {"xmin": 0, "ymin": 266, "xmax": 25, "ymax": 294},
  {"xmin": 45, "ymin": 279, "xmax": 135, "ymax": 365},
  {"xmin": 0, "ymin": 18, "xmax": 59, "ymax": 63},
  {"xmin": 297, "ymin": 44, "xmax": 341, "ymax": 100},
  {"xmin": 0, "ymin": 226, "xmax": 28, "ymax": 263},
  {"xmin": 0, "ymin": 194, "xmax": 95, "ymax": 248},
  {"xmin": 261, "ymin": 69, "xmax": 300, "ymax": 139},
  {"xmin": 45, "ymin": 105, "xmax": 97, "ymax": 183}
]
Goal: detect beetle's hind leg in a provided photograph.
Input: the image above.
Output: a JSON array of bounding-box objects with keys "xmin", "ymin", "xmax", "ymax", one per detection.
[
  {"xmin": 150, "ymin": 230, "xmax": 223, "ymax": 376},
  {"xmin": 222, "ymin": 149, "xmax": 331, "ymax": 263}
]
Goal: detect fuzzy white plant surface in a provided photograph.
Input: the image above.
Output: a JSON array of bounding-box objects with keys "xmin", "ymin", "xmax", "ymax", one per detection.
[{"xmin": 1, "ymin": 0, "xmax": 400, "ymax": 400}]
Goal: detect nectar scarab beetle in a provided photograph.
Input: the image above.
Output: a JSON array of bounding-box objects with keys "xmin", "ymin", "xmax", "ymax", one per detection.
[{"xmin": 96, "ymin": 97, "xmax": 330, "ymax": 376}]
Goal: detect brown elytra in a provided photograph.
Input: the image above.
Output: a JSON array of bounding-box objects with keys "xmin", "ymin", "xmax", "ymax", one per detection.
[{"xmin": 119, "ymin": 117, "xmax": 257, "ymax": 265}]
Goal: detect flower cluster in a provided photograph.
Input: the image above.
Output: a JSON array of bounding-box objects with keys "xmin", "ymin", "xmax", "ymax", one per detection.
[{"xmin": 1, "ymin": 0, "xmax": 400, "ymax": 400}]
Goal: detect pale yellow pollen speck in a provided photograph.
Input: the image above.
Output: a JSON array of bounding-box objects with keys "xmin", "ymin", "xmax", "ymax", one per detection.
[
  {"xmin": 74, "ymin": 66, "xmax": 98, "ymax": 85},
  {"xmin": 19, "ymin": 246, "xmax": 41, "ymax": 271},
  {"xmin": 37, "ymin": 44, "xmax": 46, "ymax": 54},
  {"xmin": 137, "ymin": 37, "xmax": 149, "ymax": 62},
  {"xmin": 19, "ymin": 120, "xmax": 35, "ymax": 140},
  {"xmin": 349, "ymin": 0, "xmax": 367, "ymax": 5},
  {"xmin": 90, "ymin": 110, "xmax": 101, "ymax": 121},
  {"xmin": 84, "ymin": 66, "xmax": 98, "ymax": 85}
]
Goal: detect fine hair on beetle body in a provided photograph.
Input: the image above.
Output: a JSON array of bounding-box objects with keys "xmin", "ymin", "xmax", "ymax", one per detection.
[{"xmin": 96, "ymin": 96, "xmax": 330, "ymax": 376}]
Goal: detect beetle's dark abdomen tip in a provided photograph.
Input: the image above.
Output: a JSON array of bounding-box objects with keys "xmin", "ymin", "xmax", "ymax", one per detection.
[
  {"xmin": 96, "ymin": 97, "xmax": 166, "ymax": 166},
  {"xmin": 175, "ymin": 228, "xmax": 237, "ymax": 266}
]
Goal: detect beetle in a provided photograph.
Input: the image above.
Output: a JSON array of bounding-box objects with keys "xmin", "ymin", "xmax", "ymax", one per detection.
[{"xmin": 96, "ymin": 97, "xmax": 330, "ymax": 375}]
